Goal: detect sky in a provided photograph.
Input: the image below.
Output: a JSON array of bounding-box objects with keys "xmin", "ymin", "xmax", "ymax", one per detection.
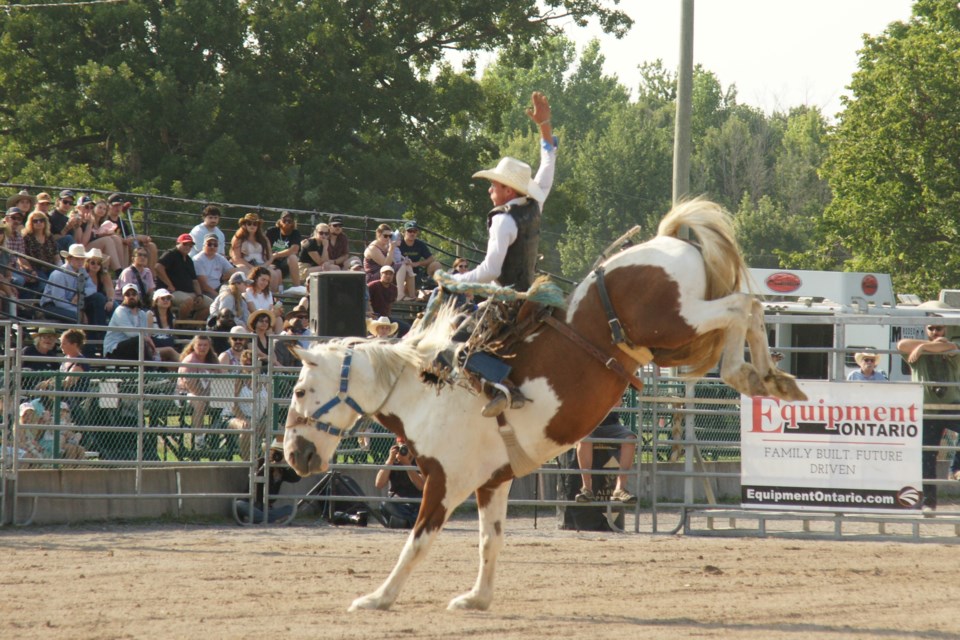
[{"xmin": 562, "ymin": 0, "xmax": 916, "ymax": 119}]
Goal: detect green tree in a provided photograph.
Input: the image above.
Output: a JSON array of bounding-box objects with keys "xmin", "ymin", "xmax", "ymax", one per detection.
[{"xmin": 817, "ymin": 0, "xmax": 960, "ymax": 298}]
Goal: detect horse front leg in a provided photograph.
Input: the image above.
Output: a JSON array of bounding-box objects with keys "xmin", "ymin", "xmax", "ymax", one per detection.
[
  {"xmin": 448, "ymin": 480, "xmax": 513, "ymax": 611},
  {"xmin": 349, "ymin": 478, "xmax": 450, "ymax": 612}
]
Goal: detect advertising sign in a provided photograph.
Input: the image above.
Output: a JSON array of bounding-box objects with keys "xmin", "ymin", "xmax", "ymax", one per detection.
[{"xmin": 741, "ymin": 381, "xmax": 923, "ymax": 513}]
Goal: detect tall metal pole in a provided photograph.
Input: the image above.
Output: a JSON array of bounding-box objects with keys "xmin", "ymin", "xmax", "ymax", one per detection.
[
  {"xmin": 673, "ymin": 0, "xmax": 697, "ymax": 521},
  {"xmin": 673, "ymin": 0, "xmax": 694, "ymax": 206}
]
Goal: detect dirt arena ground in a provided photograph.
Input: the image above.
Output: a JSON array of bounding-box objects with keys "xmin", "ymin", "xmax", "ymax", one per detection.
[{"xmin": 1, "ymin": 514, "xmax": 956, "ymax": 640}]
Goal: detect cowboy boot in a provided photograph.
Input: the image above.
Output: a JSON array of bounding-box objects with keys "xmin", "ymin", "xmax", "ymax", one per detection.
[{"xmin": 480, "ymin": 380, "xmax": 528, "ymax": 418}]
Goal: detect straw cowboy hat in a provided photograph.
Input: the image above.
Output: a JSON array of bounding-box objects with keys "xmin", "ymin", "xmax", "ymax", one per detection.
[
  {"xmin": 854, "ymin": 352, "xmax": 879, "ymax": 367},
  {"xmin": 472, "ymin": 157, "xmax": 546, "ymax": 203},
  {"xmin": 59, "ymin": 243, "xmax": 90, "ymax": 260},
  {"xmin": 366, "ymin": 316, "xmax": 398, "ymax": 336},
  {"xmin": 6, "ymin": 189, "xmax": 36, "ymax": 209},
  {"xmin": 29, "ymin": 326, "xmax": 59, "ymax": 338}
]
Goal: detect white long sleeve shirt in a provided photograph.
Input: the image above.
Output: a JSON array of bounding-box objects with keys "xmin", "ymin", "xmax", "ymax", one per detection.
[{"xmin": 454, "ymin": 140, "xmax": 557, "ymax": 285}]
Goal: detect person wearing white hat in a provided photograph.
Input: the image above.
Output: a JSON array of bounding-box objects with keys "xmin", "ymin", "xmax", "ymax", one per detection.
[
  {"xmin": 452, "ymin": 91, "xmax": 556, "ymax": 293},
  {"xmin": 39, "ymin": 243, "xmax": 93, "ymax": 322},
  {"xmin": 445, "ymin": 92, "xmax": 557, "ymax": 417},
  {"xmin": 847, "ymin": 352, "xmax": 888, "ymax": 382},
  {"xmin": 366, "ymin": 316, "xmax": 398, "ymax": 338},
  {"xmin": 103, "ymin": 282, "xmax": 157, "ymax": 360}
]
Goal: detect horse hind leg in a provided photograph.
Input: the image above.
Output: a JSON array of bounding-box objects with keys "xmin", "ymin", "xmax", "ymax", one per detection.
[
  {"xmin": 448, "ymin": 480, "xmax": 513, "ymax": 611},
  {"xmin": 684, "ymin": 293, "xmax": 768, "ymax": 397},
  {"xmin": 743, "ymin": 298, "xmax": 807, "ymax": 401}
]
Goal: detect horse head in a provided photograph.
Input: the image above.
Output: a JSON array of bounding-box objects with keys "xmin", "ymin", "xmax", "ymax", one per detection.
[{"xmin": 283, "ymin": 338, "xmax": 419, "ymax": 476}]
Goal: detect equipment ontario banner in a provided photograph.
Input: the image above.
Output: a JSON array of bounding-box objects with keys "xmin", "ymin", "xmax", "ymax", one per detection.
[{"xmin": 740, "ymin": 381, "xmax": 923, "ymax": 513}]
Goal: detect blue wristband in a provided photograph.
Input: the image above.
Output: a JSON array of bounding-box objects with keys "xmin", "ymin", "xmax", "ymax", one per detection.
[{"xmin": 541, "ymin": 135, "xmax": 559, "ymax": 151}]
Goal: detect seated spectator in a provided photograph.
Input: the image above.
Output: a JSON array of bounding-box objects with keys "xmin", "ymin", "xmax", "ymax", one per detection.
[
  {"xmin": 847, "ymin": 351, "xmax": 888, "ymax": 381},
  {"xmin": 449, "ymin": 257, "xmax": 477, "ymax": 309},
  {"xmin": 105, "ymin": 193, "xmax": 158, "ymax": 267},
  {"xmin": 71, "ymin": 195, "xmax": 124, "ymax": 272},
  {"xmin": 208, "ymin": 307, "xmax": 238, "ymax": 354},
  {"xmin": 155, "ymin": 233, "xmax": 211, "ymax": 321},
  {"xmin": 193, "ymin": 232, "xmax": 236, "ymax": 299},
  {"xmin": 575, "ymin": 411, "xmax": 637, "ymax": 504},
  {"xmin": 114, "ymin": 247, "xmax": 156, "ymax": 307},
  {"xmin": 327, "ymin": 215, "xmax": 351, "ymax": 269},
  {"xmin": 104, "ymin": 283, "xmax": 158, "ymax": 361},
  {"xmin": 397, "ymin": 221, "xmax": 441, "ymax": 296},
  {"xmin": 230, "ymin": 213, "xmax": 281, "ymax": 292},
  {"xmin": 51, "ymin": 328, "xmax": 90, "ymax": 401},
  {"xmin": 22, "ymin": 210, "xmax": 61, "ymax": 283},
  {"xmin": 210, "ymin": 271, "xmax": 253, "ymax": 328},
  {"xmin": 3, "ymin": 208, "xmax": 31, "ymax": 293},
  {"xmin": 39, "ymin": 244, "xmax": 93, "ymax": 323},
  {"xmin": 47, "ymin": 190, "xmax": 79, "ymax": 253},
  {"xmin": 177, "ymin": 334, "xmax": 219, "ymax": 433},
  {"xmin": 225, "ymin": 348, "xmax": 269, "ymax": 460},
  {"xmin": 188, "ymin": 205, "xmax": 226, "ymax": 257},
  {"xmin": 0, "ymin": 223, "xmax": 19, "ymax": 309},
  {"xmin": 219, "ymin": 325, "xmax": 249, "ymax": 366},
  {"xmin": 248, "ymin": 309, "xmax": 281, "ymax": 369},
  {"xmin": 244, "ymin": 266, "xmax": 284, "ymax": 333},
  {"xmin": 367, "ymin": 316, "xmax": 398, "ymax": 339},
  {"xmin": 363, "ymin": 224, "xmax": 414, "ymax": 295},
  {"xmin": 367, "ymin": 265, "xmax": 409, "ymax": 337},
  {"xmin": 374, "ymin": 438, "xmax": 424, "ymax": 528},
  {"xmin": 82, "ymin": 248, "xmax": 112, "ymax": 333},
  {"xmin": 298, "ymin": 223, "xmax": 339, "ymax": 282},
  {"xmin": 234, "ymin": 438, "xmax": 301, "ymax": 523},
  {"xmin": 368, "ymin": 265, "xmax": 397, "ymax": 317},
  {"xmin": 265, "ymin": 210, "xmax": 302, "ymax": 288},
  {"xmin": 22, "ymin": 326, "xmax": 62, "ymax": 391},
  {"xmin": 276, "ymin": 307, "xmax": 309, "ymax": 366},
  {"xmin": 146, "ymin": 288, "xmax": 180, "ymax": 361},
  {"xmin": 16, "ymin": 399, "xmax": 87, "ymax": 465}
]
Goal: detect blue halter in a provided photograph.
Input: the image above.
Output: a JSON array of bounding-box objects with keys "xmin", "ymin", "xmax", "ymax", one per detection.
[{"xmin": 310, "ymin": 347, "xmax": 367, "ymax": 437}]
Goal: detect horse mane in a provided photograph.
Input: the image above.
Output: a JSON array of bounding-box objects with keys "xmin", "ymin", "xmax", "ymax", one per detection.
[
  {"xmin": 311, "ymin": 337, "xmax": 423, "ymax": 391},
  {"xmin": 403, "ymin": 298, "xmax": 463, "ymax": 364}
]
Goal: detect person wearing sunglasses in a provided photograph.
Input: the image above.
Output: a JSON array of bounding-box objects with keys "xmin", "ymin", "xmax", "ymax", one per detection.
[
  {"xmin": 298, "ymin": 222, "xmax": 340, "ymax": 280},
  {"xmin": 898, "ymin": 320, "xmax": 960, "ymax": 515},
  {"xmin": 363, "ymin": 223, "xmax": 414, "ymax": 291},
  {"xmin": 230, "ymin": 212, "xmax": 281, "ymax": 292},
  {"xmin": 265, "ymin": 210, "xmax": 303, "ymax": 288},
  {"xmin": 396, "ymin": 220, "xmax": 441, "ymax": 299},
  {"xmin": 847, "ymin": 351, "xmax": 888, "ymax": 382}
]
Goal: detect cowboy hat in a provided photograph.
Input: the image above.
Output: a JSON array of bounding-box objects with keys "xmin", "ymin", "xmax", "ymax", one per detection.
[
  {"xmin": 854, "ymin": 352, "xmax": 879, "ymax": 367},
  {"xmin": 269, "ymin": 437, "xmax": 284, "ymax": 451},
  {"xmin": 85, "ymin": 247, "xmax": 104, "ymax": 261},
  {"xmin": 366, "ymin": 316, "xmax": 398, "ymax": 336},
  {"xmin": 6, "ymin": 190, "xmax": 36, "ymax": 209},
  {"xmin": 248, "ymin": 309, "xmax": 274, "ymax": 331},
  {"xmin": 284, "ymin": 305, "xmax": 308, "ymax": 321},
  {"xmin": 240, "ymin": 212, "xmax": 262, "ymax": 225},
  {"xmin": 60, "ymin": 243, "xmax": 90, "ymax": 259},
  {"xmin": 472, "ymin": 157, "xmax": 546, "ymax": 203},
  {"xmin": 29, "ymin": 326, "xmax": 59, "ymax": 337}
]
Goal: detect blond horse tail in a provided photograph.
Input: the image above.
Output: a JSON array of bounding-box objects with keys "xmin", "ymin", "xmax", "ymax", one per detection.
[
  {"xmin": 657, "ymin": 197, "xmax": 746, "ymax": 301},
  {"xmin": 654, "ymin": 198, "xmax": 748, "ymax": 377}
]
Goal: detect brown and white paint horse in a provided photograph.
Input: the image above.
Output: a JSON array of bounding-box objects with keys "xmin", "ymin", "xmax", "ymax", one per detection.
[{"xmin": 283, "ymin": 198, "xmax": 805, "ymax": 611}]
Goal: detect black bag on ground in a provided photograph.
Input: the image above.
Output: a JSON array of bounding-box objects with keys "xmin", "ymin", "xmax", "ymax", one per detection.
[
  {"xmin": 311, "ymin": 472, "xmax": 370, "ymax": 525},
  {"xmin": 557, "ymin": 447, "xmax": 625, "ymax": 532}
]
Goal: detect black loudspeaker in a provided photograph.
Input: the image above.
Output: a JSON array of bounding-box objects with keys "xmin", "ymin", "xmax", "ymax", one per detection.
[{"xmin": 308, "ymin": 272, "xmax": 367, "ymax": 338}]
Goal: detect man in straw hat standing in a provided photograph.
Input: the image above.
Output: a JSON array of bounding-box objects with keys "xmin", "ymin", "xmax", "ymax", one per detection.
[{"xmin": 447, "ymin": 91, "xmax": 557, "ymax": 417}]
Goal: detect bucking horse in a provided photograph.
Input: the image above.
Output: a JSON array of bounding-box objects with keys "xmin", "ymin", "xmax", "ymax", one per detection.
[{"xmin": 282, "ymin": 198, "xmax": 806, "ymax": 611}]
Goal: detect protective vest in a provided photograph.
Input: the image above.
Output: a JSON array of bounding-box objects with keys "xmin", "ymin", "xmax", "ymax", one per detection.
[{"xmin": 487, "ymin": 198, "xmax": 540, "ymax": 292}]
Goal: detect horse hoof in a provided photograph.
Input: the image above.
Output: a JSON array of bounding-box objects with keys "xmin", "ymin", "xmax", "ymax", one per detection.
[
  {"xmin": 448, "ymin": 592, "xmax": 492, "ymax": 611},
  {"xmin": 765, "ymin": 372, "xmax": 807, "ymax": 402},
  {"xmin": 349, "ymin": 594, "xmax": 392, "ymax": 612}
]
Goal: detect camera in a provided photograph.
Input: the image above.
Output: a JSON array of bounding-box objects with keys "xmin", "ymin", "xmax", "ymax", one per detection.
[{"xmin": 397, "ymin": 445, "xmax": 409, "ymax": 457}]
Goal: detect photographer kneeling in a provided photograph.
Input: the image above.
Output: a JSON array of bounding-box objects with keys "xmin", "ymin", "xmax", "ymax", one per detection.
[
  {"xmin": 235, "ymin": 438, "xmax": 301, "ymax": 524},
  {"xmin": 375, "ymin": 438, "xmax": 424, "ymax": 528}
]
